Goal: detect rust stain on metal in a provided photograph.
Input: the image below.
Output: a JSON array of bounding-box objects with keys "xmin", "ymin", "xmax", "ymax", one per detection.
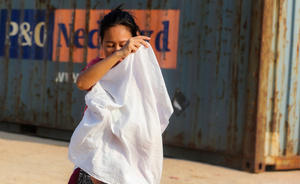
[
  {"xmin": 271, "ymin": 91, "xmax": 279, "ymax": 133},
  {"xmin": 15, "ymin": 2, "xmax": 25, "ymax": 121},
  {"xmin": 174, "ymin": 133, "xmax": 184, "ymax": 144},
  {"xmin": 197, "ymin": 130, "xmax": 202, "ymax": 139},
  {"xmin": 40, "ymin": 0, "xmax": 51, "ymax": 127},
  {"xmin": 188, "ymin": 142, "xmax": 196, "ymax": 149},
  {"xmin": 147, "ymin": 0, "xmax": 152, "ymax": 9},
  {"xmin": 227, "ymin": 0, "xmax": 243, "ymax": 154},
  {"xmin": 296, "ymin": 27, "xmax": 300, "ymax": 61},
  {"xmin": 274, "ymin": 0, "xmax": 286, "ymax": 140},
  {"xmin": 271, "ymin": 156, "xmax": 300, "ymax": 170},
  {"xmin": 284, "ymin": 120, "xmax": 290, "ymax": 155},
  {"xmin": 36, "ymin": 0, "xmax": 47, "ymax": 7},
  {"xmin": 1, "ymin": 0, "xmax": 12, "ymax": 117},
  {"xmin": 66, "ymin": 2, "xmax": 77, "ymax": 127},
  {"xmin": 83, "ymin": 0, "xmax": 91, "ymax": 64}
]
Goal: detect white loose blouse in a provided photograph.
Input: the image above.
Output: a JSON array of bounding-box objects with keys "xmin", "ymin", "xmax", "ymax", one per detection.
[{"xmin": 68, "ymin": 44, "xmax": 173, "ymax": 184}]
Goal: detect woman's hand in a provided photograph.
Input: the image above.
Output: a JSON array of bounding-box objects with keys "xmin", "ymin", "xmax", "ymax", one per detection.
[{"xmin": 116, "ymin": 36, "xmax": 151, "ymax": 59}]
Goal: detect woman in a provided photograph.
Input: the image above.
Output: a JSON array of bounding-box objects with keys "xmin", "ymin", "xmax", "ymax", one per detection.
[
  {"xmin": 68, "ymin": 6, "xmax": 173, "ymax": 184},
  {"xmin": 76, "ymin": 9, "xmax": 150, "ymax": 92}
]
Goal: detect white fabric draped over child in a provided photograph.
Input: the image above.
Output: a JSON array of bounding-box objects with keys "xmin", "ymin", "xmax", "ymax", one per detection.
[{"xmin": 68, "ymin": 44, "xmax": 173, "ymax": 184}]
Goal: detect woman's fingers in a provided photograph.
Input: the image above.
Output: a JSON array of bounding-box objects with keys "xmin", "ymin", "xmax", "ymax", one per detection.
[
  {"xmin": 136, "ymin": 36, "xmax": 151, "ymax": 41},
  {"xmin": 133, "ymin": 43, "xmax": 142, "ymax": 48},
  {"xmin": 133, "ymin": 36, "xmax": 150, "ymax": 46},
  {"xmin": 131, "ymin": 38, "xmax": 149, "ymax": 49},
  {"xmin": 130, "ymin": 47, "xmax": 138, "ymax": 53},
  {"xmin": 140, "ymin": 40, "xmax": 149, "ymax": 48},
  {"xmin": 119, "ymin": 36, "xmax": 151, "ymax": 57}
]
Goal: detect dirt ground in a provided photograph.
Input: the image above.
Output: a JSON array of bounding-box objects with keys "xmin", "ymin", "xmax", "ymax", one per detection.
[{"xmin": 0, "ymin": 131, "xmax": 299, "ymax": 184}]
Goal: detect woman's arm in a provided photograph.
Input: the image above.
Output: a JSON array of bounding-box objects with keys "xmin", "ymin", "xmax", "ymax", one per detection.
[
  {"xmin": 76, "ymin": 36, "xmax": 150, "ymax": 91},
  {"xmin": 76, "ymin": 51, "xmax": 123, "ymax": 90}
]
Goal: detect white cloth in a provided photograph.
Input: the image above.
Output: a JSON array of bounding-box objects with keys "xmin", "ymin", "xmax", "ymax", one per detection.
[{"xmin": 68, "ymin": 44, "xmax": 173, "ymax": 184}]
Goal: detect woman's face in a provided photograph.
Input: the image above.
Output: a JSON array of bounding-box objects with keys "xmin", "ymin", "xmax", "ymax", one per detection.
[{"xmin": 102, "ymin": 25, "xmax": 132, "ymax": 58}]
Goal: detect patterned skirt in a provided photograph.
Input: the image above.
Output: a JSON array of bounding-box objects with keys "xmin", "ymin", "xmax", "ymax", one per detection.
[{"xmin": 68, "ymin": 168, "xmax": 94, "ymax": 184}]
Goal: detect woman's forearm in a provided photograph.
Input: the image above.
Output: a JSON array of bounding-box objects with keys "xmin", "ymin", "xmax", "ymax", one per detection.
[{"xmin": 76, "ymin": 51, "xmax": 123, "ymax": 90}]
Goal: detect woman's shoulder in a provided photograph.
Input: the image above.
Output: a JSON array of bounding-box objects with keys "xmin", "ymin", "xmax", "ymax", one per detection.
[{"xmin": 82, "ymin": 57, "xmax": 103, "ymax": 72}]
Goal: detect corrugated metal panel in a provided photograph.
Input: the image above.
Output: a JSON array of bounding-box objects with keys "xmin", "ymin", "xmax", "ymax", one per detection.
[
  {"xmin": 163, "ymin": 0, "xmax": 261, "ymax": 172},
  {"xmin": 261, "ymin": 0, "xmax": 300, "ymax": 170},
  {"xmin": 0, "ymin": 0, "xmax": 299, "ymax": 173}
]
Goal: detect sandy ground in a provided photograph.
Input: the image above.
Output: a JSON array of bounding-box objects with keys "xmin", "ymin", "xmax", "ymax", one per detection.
[{"xmin": 0, "ymin": 131, "xmax": 299, "ymax": 184}]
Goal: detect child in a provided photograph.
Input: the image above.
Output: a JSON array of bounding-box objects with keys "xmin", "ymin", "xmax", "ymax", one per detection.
[{"xmin": 68, "ymin": 6, "xmax": 173, "ymax": 184}]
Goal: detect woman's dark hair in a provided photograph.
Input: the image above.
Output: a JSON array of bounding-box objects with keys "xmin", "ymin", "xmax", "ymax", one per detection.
[{"xmin": 99, "ymin": 5, "xmax": 141, "ymax": 42}]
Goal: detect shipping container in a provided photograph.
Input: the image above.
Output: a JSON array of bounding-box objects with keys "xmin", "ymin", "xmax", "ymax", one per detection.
[{"xmin": 0, "ymin": 0, "xmax": 299, "ymax": 173}]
